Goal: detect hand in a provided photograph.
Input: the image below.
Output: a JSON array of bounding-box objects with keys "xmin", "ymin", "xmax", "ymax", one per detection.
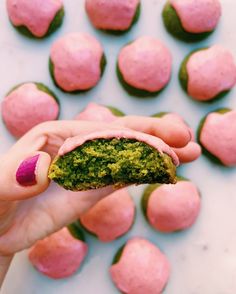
[{"xmin": 0, "ymin": 115, "xmax": 200, "ymax": 285}]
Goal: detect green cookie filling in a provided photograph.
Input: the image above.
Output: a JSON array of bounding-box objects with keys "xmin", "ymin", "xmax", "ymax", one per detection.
[
  {"xmin": 197, "ymin": 108, "xmax": 231, "ymax": 166},
  {"xmin": 49, "ymin": 54, "xmax": 107, "ymax": 94},
  {"xmin": 12, "ymin": 7, "xmax": 64, "ymax": 39},
  {"xmin": 162, "ymin": 2, "xmax": 213, "ymax": 42},
  {"xmin": 48, "ymin": 138, "xmax": 176, "ymax": 191}
]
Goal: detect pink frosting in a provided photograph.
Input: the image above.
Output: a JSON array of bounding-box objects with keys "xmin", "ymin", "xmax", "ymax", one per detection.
[
  {"xmin": 110, "ymin": 238, "xmax": 170, "ymax": 294},
  {"xmin": 187, "ymin": 45, "xmax": 236, "ymax": 101},
  {"xmin": 7, "ymin": 0, "xmax": 63, "ymax": 37},
  {"xmin": 75, "ymin": 103, "xmax": 118, "ymax": 122},
  {"xmin": 29, "ymin": 228, "xmax": 88, "ymax": 279},
  {"xmin": 147, "ymin": 181, "xmax": 201, "ymax": 233},
  {"xmin": 58, "ymin": 129, "xmax": 179, "ymax": 166},
  {"xmin": 200, "ymin": 110, "xmax": 236, "ymax": 166},
  {"xmin": 118, "ymin": 36, "xmax": 172, "ymax": 92},
  {"xmin": 85, "ymin": 0, "xmax": 140, "ymax": 31},
  {"xmin": 1, "ymin": 83, "xmax": 59, "ymax": 138},
  {"xmin": 50, "ymin": 33, "xmax": 104, "ymax": 92},
  {"xmin": 80, "ymin": 189, "xmax": 135, "ymax": 242},
  {"xmin": 170, "ymin": 0, "xmax": 221, "ymax": 33}
]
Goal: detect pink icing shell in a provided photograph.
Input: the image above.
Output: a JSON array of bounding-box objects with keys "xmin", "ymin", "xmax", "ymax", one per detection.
[
  {"xmin": 85, "ymin": 0, "xmax": 140, "ymax": 31},
  {"xmin": 147, "ymin": 181, "xmax": 201, "ymax": 233},
  {"xmin": 170, "ymin": 0, "xmax": 221, "ymax": 33},
  {"xmin": 80, "ymin": 189, "xmax": 135, "ymax": 242},
  {"xmin": 7, "ymin": 0, "xmax": 63, "ymax": 37},
  {"xmin": 118, "ymin": 36, "xmax": 172, "ymax": 92},
  {"xmin": 75, "ymin": 103, "xmax": 118, "ymax": 122},
  {"xmin": 200, "ymin": 110, "xmax": 236, "ymax": 166},
  {"xmin": 1, "ymin": 83, "xmax": 59, "ymax": 138},
  {"xmin": 58, "ymin": 129, "xmax": 179, "ymax": 166},
  {"xmin": 187, "ymin": 45, "xmax": 236, "ymax": 101},
  {"xmin": 29, "ymin": 228, "xmax": 88, "ymax": 279},
  {"xmin": 50, "ymin": 33, "xmax": 104, "ymax": 92},
  {"xmin": 110, "ymin": 238, "xmax": 170, "ymax": 294}
]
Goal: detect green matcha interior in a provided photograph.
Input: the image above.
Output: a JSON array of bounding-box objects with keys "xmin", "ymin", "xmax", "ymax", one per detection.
[{"xmin": 48, "ymin": 138, "xmax": 176, "ymax": 191}]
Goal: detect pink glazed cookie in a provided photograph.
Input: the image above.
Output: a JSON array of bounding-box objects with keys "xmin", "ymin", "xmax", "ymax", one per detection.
[
  {"xmin": 1, "ymin": 82, "xmax": 60, "ymax": 138},
  {"xmin": 80, "ymin": 189, "xmax": 135, "ymax": 242},
  {"xmin": 198, "ymin": 108, "xmax": 236, "ymax": 166},
  {"xmin": 75, "ymin": 103, "xmax": 124, "ymax": 122},
  {"xmin": 118, "ymin": 36, "xmax": 172, "ymax": 97},
  {"xmin": 179, "ymin": 45, "xmax": 236, "ymax": 101},
  {"xmin": 29, "ymin": 227, "xmax": 88, "ymax": 279},
  {"xmin": 50, "ymin": 33, "xmax": 106, "ymax": 93},
  {"xmin": 142, "ymin": 180, "xmax": 201, "ymax": 233},
  {"xmin": 110, "ymin": 238, "xmax": 170, "ymax": 294},
  {"xmin": 85, "ymin": 0, "xmax": 140, "ymax": 32},
  {"xmin": 7, "ymin": 0, "xmax": 64, "ymax": 38},
  {"xmin": 162, "ymin": 0, "xmax": 221, "ymax": 42}
]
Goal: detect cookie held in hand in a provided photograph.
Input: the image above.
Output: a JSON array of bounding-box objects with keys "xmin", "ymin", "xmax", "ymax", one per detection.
[{"xmin": 48, "ymin": 129, "xmax": 179, "ymax": 191}]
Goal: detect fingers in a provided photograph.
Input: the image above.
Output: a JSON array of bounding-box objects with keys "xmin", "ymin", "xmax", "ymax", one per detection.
[
  {"xmin": 173, "ymin": 142, "xmax": 202, "ymax": 164},
  {"xmin": 0, "ymin": 151, "xmax": 51, "ymax": 201},
  {"xmin": 8, "ymin": 113, "xmax": 192, "ymax": 158},
  {"xmin": 117, "ymin": 115, "xmax": 191, "ymax": 148}
]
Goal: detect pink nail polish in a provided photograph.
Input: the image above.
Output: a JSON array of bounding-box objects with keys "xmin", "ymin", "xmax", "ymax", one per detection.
[{"xmin": 16, "ymin": 155, "xmax": 40, "ymax": 186}]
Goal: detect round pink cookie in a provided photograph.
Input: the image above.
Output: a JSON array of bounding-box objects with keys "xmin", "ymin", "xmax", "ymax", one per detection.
[
  {"xmin": 110, "ymin": 238, "xmax": 170, "ymax": 294},
  {"xmin": 75, "ymin": 103, "xmax": 118, "ymax": 122},
  {"xmin": 118, "ymin": 36, "xmax": 172, "ymax": 92},
  {"xmin": 170, "ymin": 0, "xmax": 221, "ymax": 33},
  {"xmin": 85, "ymin": 0, "xmax": 140, "ymax": 31},
  {"xmin": 80, "ymin": 189, "xmax": 135, "ymax": 242},
  {"xmin": 50, "ymin": 33, "xmax": 104, "ymax": 92},
  {"xmin": 187, "ymin": 45, "xmax": 236, "ymax": 101},
  {"xmin": 200, "ymin": 110, "xmax": 236, "ymax": 166},
  {"xmin": 6, "ymin": 0, "xmax": 63, "ymax": 37},
  {"xmin": 29, "ymin": 227, "xmax": 88, "ymax": 279},
  {"xmin": 1, "ymin": 83, "xmax": 59, "ymax": 138},
  {"xmin": 147, "ymin": 181, "xmax": 201, "ymax": 233}
]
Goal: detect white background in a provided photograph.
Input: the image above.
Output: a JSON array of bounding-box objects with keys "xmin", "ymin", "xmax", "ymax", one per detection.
[{"xmin": 1, "ymin": 0, "xmax": 236, "ymax": 293}]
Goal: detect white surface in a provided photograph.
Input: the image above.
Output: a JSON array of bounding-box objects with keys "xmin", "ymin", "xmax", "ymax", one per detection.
[{"xmin": 0, "ymin": 0, "xmax": 236, "ymax": 293}]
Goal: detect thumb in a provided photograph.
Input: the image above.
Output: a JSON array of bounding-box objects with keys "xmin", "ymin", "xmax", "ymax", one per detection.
[{"xmin": 0, "ymin": 151, "xmax": 51, "ymax": 201}]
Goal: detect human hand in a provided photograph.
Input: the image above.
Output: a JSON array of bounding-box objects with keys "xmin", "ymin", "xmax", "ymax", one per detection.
[{"xmin": 0, "ymin": 115, "xmax": 200, "ymax": 284}]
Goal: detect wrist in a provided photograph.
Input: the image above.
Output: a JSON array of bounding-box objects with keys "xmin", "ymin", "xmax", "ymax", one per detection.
[{"xmin": 0, "ymin": 254, "xmax": 14, "ymax": 287}]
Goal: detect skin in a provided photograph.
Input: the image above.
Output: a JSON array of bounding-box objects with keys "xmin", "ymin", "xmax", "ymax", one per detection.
[{"xmin": 0, "ymin": 114, "xmax": 200, "ymax": 286}]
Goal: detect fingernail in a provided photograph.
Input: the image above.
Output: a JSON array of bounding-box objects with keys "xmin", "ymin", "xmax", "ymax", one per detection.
[{"xmin": 16, "ymin": 155, "xmax": 40, "ymax": 186}]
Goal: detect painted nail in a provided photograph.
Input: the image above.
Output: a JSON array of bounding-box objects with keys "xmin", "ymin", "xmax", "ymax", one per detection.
[{"xmin": 16, "ymin": 155, "xmax": 40, "ymax": 186}]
